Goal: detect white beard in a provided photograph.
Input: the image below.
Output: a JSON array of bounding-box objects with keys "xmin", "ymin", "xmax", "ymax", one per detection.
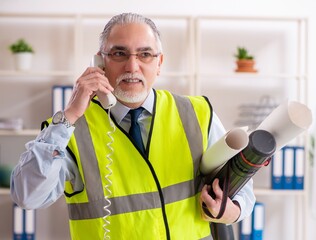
[{"xmin": 113, "ymin": 73, "xmax": 148, "ymax": 103}]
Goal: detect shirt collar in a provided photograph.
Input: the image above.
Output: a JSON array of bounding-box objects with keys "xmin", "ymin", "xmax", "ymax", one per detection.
[{"xmin": 109, "ymin": 89, "xmax": 154, "ymax": 124}]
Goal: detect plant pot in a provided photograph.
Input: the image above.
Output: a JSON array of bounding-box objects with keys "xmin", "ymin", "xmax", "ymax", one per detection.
[
  {"xmin": 14, "ymin": 52, "xmax": 33, "ymax": 71},
  {"xmin": 0, "ymin": 164, "xmax": 13, "ymax": 188},
  {"xmin": 235, "ymin": 59, "xmax": 257, "ymax": 73}
]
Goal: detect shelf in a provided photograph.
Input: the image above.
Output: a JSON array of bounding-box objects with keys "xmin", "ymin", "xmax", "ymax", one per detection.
[
  {"xmin": 0, "ymin": 70, "xmax": 75, "ymax": 78},
  {"xmin": 0, "ymin": 129, "xmax": 40, "ymax": 136},
  {"xmin": 197, "ymin": 15, "xmax": 308, "ymax": 22},
  {"xmin": 0, "ymin": 188, "xmax": 10, "ymax": 195},
  {"xmin": 198, "ymin": 72, "xmax": 305, "ymax": 79},
  {"xmin": 254, "ymin": 188, "xmax": 306, "ymax": 196}
]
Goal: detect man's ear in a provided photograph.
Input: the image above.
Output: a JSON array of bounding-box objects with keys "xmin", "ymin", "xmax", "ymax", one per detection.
[{"xmin": 157, "ymin": 54, "xmax": 164, "ymax": 76}]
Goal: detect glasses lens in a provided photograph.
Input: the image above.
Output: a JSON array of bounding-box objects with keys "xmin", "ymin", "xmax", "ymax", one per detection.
[
  {"xmin": 137, "ymin": 52, "xmax": 154, "ymax": 63},
  {"xmin": 110, "ymin": 51, "xmax": 129, "ymax": 62}
]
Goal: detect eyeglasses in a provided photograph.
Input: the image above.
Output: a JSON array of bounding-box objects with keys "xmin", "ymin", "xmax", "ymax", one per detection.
[{"xmin": 100, "ymin": 51, "xmax": 160, "ymax": 63}]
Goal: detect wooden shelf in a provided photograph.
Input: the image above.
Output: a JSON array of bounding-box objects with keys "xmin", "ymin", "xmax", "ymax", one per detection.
[
  {"xmin": 0, "ymin": 188, "xmax": 10, "ymax": 195},
  {"xmin": 0, "ymin": 129, "xmax": 39, "ymax": 136}
]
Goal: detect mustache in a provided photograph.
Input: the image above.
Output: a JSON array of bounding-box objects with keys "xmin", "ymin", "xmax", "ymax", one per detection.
[{"xmin": 116, "ymin": 73, "xmax": 145, "ymax": 84}]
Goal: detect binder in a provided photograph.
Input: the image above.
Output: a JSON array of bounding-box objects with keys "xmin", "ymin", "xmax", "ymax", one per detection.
[
  {"xmin": 13, "ymin": 204, "xmax": 36, "ymax": 240},
  {"xmin": 52, "ymin": 85, "xmax": 63, "ymax": 114},
  {"xmin": 25, "ymin": 209, "xmax": 35, "ymax": 240},
  {"xmin": 271, "ymin": 148, "xmax": 284, "ymax": 189},
  {"xmin": 252, "ymin": 202, "xmax": 264, "ymax": 240},
  {"xmin": 52, "ymin": 85, "xmax": 73, "ymax": 114},
  {"xmin": 64, "ymin": 86, "xmax": 73, "ymax": 109},
  {"xmin": 239, "ymin": 213, "xmax": 252, "ymax": 240},
  {"xmin": 13, "ymin": 204, "xmax": 23, "ymax": 240},
  {"xmin": 294, "ymin": 146, "xmax": 305, "ymax": 189},
  {"xmin": 283, "ymin": 147, "xmax": 294, "ymax": 189}
]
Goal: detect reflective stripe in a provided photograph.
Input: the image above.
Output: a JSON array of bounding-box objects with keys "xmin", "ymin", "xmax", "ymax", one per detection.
[
  {"xmin": 69, "ymin": 94, "xmax": 205, "ymax": 221},
  {"xmin": 74, "ymin": 116, "xmax": 104, "ymax": 200},
  {"xmin": 172, "ymin": 94, "xmax": 204, "ymax": 192},
  {"xmin": 172, "ymin": 94, "xmax": 203, "ymax": 175},
  {"xmin": 69, "ymin": 179, "xmax": 196, "ymax": 220}
]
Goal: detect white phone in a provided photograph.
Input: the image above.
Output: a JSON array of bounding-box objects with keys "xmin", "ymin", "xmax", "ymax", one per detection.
[{"xmin": 90, "ymin": 55, "xmax": 117, "ymax": 109}]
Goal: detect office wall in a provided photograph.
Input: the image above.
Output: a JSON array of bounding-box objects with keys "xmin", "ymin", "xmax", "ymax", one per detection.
[
  {"xmin": 1, "ymin": 0, "xmax": 316, "ymax": 239},
  {"xmin": 1, "ymin": 0, "xmax": 315, "ymax": 110}
]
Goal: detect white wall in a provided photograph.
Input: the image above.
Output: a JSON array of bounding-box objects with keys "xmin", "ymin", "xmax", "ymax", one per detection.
[
  {"xmin": 1, "ymin": 0, "xmax": 316, "ymax": 239},
  {"xmin": 1, "ymin": 0, "xmax": 315, "ymax": 108}
]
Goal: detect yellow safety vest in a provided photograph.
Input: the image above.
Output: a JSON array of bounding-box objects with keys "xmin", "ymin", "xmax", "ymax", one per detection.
[{"xmin": 56, "ymin": 90, "xmax": 213, "ymax": 240}]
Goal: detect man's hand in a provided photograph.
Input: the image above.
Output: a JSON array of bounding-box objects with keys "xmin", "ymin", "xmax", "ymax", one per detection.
[
  {"xmin": 64, "ymin": 66, "xmax": 114, "ymax": 124},
  {"xmin": 200, "ymin": 178, "xmax": 241, "ymax": 224}
]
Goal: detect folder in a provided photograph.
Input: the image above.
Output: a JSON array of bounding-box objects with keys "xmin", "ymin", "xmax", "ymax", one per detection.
[
  {"xmin": 13, "ymin": 204, "xmax": 36, "ymax": 240},
  {"xmin": 25, "ymin": 209, "xmax": 35, "ymax": 240},
  {"xmin": 52, "ymin": 85, "xmax": 63, "ymax": 114},
  {"xmin": 64, "ymin": 86, "xmax": 73, "ymax": 108},
  {"xmin": 252, "ymin": 202, "xmax": 264, "ymax": 240},
  {"xmin": 294, "ymin": 146, "xmax": 305, "ymax": 189},
  {"xmin": 283, "ymin": 147, "xmax": 294, "ymax": 189},
  {"xmin": 13, "ymin": 204, "xmax": 24, "ymax": 240},
  {"xmin": 239, "ymin": 213, "xmax": 252, "ymax": 240},
  {"xmin": 52, "ymin": 85, "xmax": 73, "ymax": 114},
  {"xmin": 271, "ymin": 148, "xmax": 284, "ymax": 189}
]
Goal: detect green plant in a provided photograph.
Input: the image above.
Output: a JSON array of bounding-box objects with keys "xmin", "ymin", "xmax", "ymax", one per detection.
[
  {"xmin": 9, "ymin": 38, "xmax": 34, "ymax": 53},
  {"xmin": 234, "ymin": 47, "xmax": 253, "ymax": 60}
]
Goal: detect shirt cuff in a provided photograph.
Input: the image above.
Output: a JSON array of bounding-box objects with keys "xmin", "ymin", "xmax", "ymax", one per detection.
[{"xmin": 36, "ymin": 123, "xmax": 75, "ymax": 150}]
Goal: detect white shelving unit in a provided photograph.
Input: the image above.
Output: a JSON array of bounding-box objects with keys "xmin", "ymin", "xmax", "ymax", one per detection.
[
  {"xmin": 195, "ymin": 15, "xmax": 309, "ymax": 240},
  {"xmin": 0, "ymin": 12, "xmax": 310, "ymax": 240}
]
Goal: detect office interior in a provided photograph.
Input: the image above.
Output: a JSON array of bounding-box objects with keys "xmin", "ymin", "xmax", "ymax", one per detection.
[{"xmin": 1, "ymin": 0, "xmax": 316, "ymax": 239}]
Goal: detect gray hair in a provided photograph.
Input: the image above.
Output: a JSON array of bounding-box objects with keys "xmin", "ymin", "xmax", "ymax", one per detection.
[{"xmin": 99, "ymin": 13, "xmax": 162, "ymax": 52}]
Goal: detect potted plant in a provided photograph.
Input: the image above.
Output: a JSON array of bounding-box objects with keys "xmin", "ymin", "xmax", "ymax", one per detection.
[
  {"xmin": 234, "ymin": 47, "xmax": 257, "ymax": 73},
  {"xmin": 9, "ymin": 38, "xmax": 34, "ymax": 71}
]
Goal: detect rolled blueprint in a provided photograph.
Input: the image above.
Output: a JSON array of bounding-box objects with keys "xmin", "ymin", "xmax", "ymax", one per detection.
[
  {"xmin": 256, "ymin": 100, "xmax": 312, "ymax": 151},
  {"xmin": 200, "ymin": 127, "xmax": 249, "ymax": 175}
]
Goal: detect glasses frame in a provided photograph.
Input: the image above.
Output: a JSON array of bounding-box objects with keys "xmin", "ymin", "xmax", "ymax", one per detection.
[{"xmin": 100, "ymin": 51, "xmax": 161, "ymax": 63}]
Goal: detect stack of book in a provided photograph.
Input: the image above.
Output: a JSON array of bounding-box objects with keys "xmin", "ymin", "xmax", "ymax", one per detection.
[
  {"xmin": 271, "ymin": 146, "xmax": 305, "ymax": 190},
  {"xmin": 239, "ymin": 202, "xmax": 265, "ymax": 240}
]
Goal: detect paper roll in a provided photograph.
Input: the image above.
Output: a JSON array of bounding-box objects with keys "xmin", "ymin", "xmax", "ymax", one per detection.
[
  {"xmin": 200, "ymin": 127, "xmax": 249, "ymax": 175},
  {"xmin": 256, "ymin": 100, "xmax": 312, "ymax": 151}
]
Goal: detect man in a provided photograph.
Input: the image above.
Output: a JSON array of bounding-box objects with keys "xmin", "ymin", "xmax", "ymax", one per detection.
[{"xmin": 11, "ymin": 13, "xmax": 255, "ymax": 240}]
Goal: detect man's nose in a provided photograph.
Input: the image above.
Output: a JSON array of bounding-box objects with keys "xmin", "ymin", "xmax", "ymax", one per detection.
[{"xmin": 124, "ymin": 54, "xmax": 141, "ymax": 72}]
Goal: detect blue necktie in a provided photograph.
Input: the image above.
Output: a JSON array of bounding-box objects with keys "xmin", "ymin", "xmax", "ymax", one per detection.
[{"xmin": 129, "ymin": 107, "xmax": 145, "ymax": 154}]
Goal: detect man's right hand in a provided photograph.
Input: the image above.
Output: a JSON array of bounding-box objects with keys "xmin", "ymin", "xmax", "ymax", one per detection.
[{"xmin": 63, "ymin": 66, "xmax": 114, "ymax": 124}]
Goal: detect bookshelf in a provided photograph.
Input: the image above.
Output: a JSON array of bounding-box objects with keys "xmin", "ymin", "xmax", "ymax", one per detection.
[
  {"xmin": 0, "ymin": 12, "xmax": 310, "ymax": 240},
  {"xmin": 195, "ymin": 15, "xmax": 309, "ymax": 240}
]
